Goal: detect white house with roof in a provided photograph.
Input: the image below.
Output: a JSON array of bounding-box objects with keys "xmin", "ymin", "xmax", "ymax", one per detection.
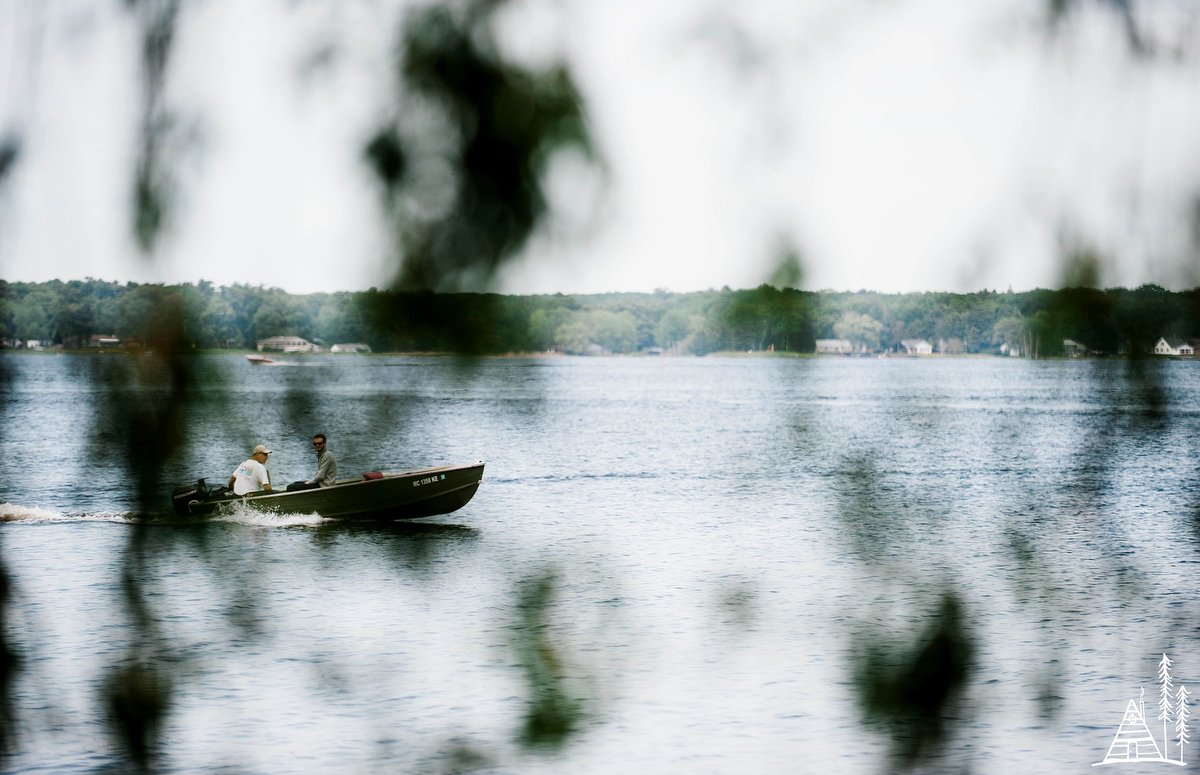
[
  {"xmin": 900, "ymin": 339, "xmax": 933, "ymax": 355},
  {"xmin": 88, "ymin": 334, "xmax": 121, "ymax": 348},
  {"xmin": 257, "ymin": 336, "xmax": 320, "ymax": 353},
  {"xmin": 330, "ymin": 343, "xmax": 371, "ymax": 353},
  {"xmin": 1154, "ymin": 337, "xmax": 1194, "ymax": 356},
  {"xmin": 815, "ymin": 339, "xmax": 852, "ymax": 354}
]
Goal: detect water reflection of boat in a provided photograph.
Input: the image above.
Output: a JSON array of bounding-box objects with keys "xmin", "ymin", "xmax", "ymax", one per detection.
[
  {"xmin": 245, "ymin": 355, "xmax": 275, "ymax": 365},
  {"xmin": 171, "ymin": 462, "xmax": 485, "ymax": 520}
]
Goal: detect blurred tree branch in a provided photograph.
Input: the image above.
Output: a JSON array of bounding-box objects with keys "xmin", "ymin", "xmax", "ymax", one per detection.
[
  {"xmin": 127, "ymin": 0, "xmax": 183, "ymax": 255},
  {"xmin": 365, "ymin": 0, "xmax": 598, "ymax": 292}
]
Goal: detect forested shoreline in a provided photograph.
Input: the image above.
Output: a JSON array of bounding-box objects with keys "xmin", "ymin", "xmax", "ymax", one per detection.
[{"xmin": 2, "ymin": 278, "xmax": 1198, "ymax": 356}]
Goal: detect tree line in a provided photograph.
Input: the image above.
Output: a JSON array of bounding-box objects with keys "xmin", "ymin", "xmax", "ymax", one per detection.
[{"xmin": 1, "ymin": 278, "xmax": 1198, "ymax": 356}]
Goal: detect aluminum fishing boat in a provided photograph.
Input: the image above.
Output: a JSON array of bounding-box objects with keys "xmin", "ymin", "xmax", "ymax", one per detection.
[{"xmin": 171, "ymin": 462, "xmax": 485, "ymax": 520}]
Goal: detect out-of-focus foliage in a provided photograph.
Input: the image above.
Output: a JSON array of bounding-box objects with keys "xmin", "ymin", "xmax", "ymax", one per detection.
[
  {"xmin": 855, "ymin": 593, "xmax": 974, "ymax": 767},
  {"xmin": 0, "ymin": 138, "xmax": 19, "ymax": 184},
  {"xmin": 127, "ymin": 0, "xmax": 185, "ymax": 255},
  {"xmin": 513, "ymin": 572, "xmax": 583, "ymax": 749},
  {"xmin": 0, "ymin": 89, "xmax": 19, "ymax": 775},
  {"xmin": 82, "ymin": 288, "xmax": 217, "ymax": 771},
  {"xmin": 366, "ymin": 0, "xmax": 595, "ymax": 292},
  {"xmin": 104, "ymin": 658, "xmax": 171, "ymax": 771},
  {"xmin": 1046, "ymin": 0, "xmax": 1166, "ymax": 57},
  {"xmin": 0, "ymin": 557, "xmax": 17, "ymax": 761},
  {"xmin": 767, "ymin": 236, "xmax": 804, "ymax": 290},
  {"xmin": 1, "ymin": 279, "xmax": 1198, "ymax": 355}
]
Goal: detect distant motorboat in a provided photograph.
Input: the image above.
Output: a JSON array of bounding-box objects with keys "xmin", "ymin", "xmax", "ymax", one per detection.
[
  {"xmin": 171, "ymin": 462, "xmax": 485, "ymax": 521},
  {"xmin": 246, "ymin": 354, "xmax": 275, "ymax": 365}
]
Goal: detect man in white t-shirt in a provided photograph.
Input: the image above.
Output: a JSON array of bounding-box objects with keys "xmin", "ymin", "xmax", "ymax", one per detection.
[{"xmin": 228, "ymin": 445, "xmax": 273, "ymax": 495}]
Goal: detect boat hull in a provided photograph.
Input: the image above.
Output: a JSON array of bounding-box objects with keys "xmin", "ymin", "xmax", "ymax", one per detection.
[{"xmin": 176, "ymin": 462, "xmax": 485, "ymax": 521}]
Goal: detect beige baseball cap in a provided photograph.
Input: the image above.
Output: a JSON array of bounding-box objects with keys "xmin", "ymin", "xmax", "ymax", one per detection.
[{"xmin": 252, "ymin": 445, "xmax": 273, "ymax": 455}]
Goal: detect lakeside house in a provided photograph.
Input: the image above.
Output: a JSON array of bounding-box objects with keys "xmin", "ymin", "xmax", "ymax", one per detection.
[
  {"xmin": 330, "ymin": 343, "xmax": 371, "ymax": 353},
  {"xmin": 900, "ymin": 339, "xmax": 933, "ymax": 355},
  {"xmin": 257, "ymin": 336, "xmax": 320, "ymax": 353},
  {"xmin": 1154, "ymin": 337, "xmax": 1194, "ymax": 356},
  {"xmin": 1063, "ymin": 339, "xmax": 1088, "ymax": 356},
  {"xmin": 57, "ymin": 334, "xmax": 121, "ymax": 349},
  {"xmin": 2, "ymin": 339, "xmax": 49, "ymax": 350},
  {"xmin": 815, "ymin": 339, "xmax": 853, "ymax": 354}
]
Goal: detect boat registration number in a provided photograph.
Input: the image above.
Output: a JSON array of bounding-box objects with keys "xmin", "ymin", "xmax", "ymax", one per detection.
[{"xmin": 413, "ymin": 474, "xmax": 446, "ymax": 487}]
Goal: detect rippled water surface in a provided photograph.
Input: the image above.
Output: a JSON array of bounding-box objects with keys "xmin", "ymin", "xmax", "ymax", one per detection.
[{"xmin": 2, "ymin": 354, "xmax": 1200, "ymax": 773}]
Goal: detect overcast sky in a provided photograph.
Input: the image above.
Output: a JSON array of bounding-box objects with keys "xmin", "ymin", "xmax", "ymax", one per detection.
[{"xmin": 2, "ymin": 0, "xmax": 1200, "ymax": 295}]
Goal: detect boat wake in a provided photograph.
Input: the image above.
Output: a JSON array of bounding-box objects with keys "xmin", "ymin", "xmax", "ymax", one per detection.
[
  {"xmin": 0, "ymin": 503, "xmax": 137, "ymax": 524},
  {"xmin": 0, "ymin": 502, "xmax": 326, "ymax": 527},
  {"xmin": 210, "ymin": 502, "xmax": 327, "ymax": 527}
]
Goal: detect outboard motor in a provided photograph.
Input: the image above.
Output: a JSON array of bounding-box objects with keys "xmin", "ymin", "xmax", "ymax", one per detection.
[{"xmin": 171, "ymin": 478, "xmax": 209, "ymax": 516}]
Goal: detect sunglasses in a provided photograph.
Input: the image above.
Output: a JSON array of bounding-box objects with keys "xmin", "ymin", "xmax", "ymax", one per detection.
[{"xmin": 313, "ymin": 441, "xmax": 325, "ymax": 447}]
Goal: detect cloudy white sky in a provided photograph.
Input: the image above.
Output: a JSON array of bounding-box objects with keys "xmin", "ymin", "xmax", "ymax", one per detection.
[{"xmin": 2, "ymin": 0, "xmax": 1200, "ymax": 295}]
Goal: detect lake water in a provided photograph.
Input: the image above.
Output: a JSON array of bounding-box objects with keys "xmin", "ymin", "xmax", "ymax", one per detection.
[{"xmin": 2, "ymin": 354, "xmax": 1199, "ymax": 774}]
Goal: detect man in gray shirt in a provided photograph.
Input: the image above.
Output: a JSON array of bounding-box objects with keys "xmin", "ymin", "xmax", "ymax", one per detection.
[{"xmin": 308, "ymin": 433, "xmax": 338, "ymax": 487}]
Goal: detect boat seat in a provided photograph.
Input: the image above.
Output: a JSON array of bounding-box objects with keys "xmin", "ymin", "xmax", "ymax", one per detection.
[{"xmin": 362, "ymin": 472, "xmax": 384, "ymax": 480}]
